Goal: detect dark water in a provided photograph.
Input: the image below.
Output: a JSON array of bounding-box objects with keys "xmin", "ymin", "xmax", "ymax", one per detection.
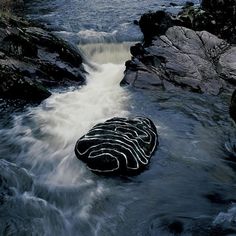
[{"xmin": 2, "ymin": 0, "xmax": 236, "ymax": 235}]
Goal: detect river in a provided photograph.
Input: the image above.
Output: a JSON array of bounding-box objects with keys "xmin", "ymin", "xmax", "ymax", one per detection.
[{"xmin": 1, "ymin": 0, "xmax": 236, "ymax": 235}]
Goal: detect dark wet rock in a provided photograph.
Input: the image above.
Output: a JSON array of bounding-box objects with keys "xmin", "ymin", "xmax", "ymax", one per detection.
[
  {"xmin": 177, "ymin": 4, "xmax": 216, "ymax": 34},
  {"xmin": 205, "ymin": 192, "xmax": 228, "ymax": 204},
  {"xmin": 230, "ymin": 90, "xmax": 236, "ymax": 123},
  {"xmin": 0, "ymin": 14, "xmax": 86, "ymax": 102},
  {"xmin": 122, "ymin": 26, "xmax": 236, "ymax": 95},
  {"xmin": 133, "ymin": 20, "xmax": 139, "ymax": 25},
  {"xmin": 75, "ymin": 117, "xmax": 158, "ymax": 176},
  {"xmin": 178, "ymin": 0, "xmax": 236, "ymax": 44},
  {"xmin": 168, "ymin": 220, "xmax": 184, "ymax": 234},
  {"xmin": 0, "ymin": 0, "xmax": 24, "ymax": 15},
  {"xmin": 201, "ymin": 0, "xmax": 236, "ymax": 25},
  {"xmin": 139, "ymin": 11, "xmax": 180, "ymax": 45},
  {"xmin": 139, "ymin": 1, "xmax": 236, "ymax": 44}
]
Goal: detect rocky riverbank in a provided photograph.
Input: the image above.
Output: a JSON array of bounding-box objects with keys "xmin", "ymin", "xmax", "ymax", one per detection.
[
  {"xmin": 122, "ymin": 26, "xmax": 235, "ymax": 95},
  {"xmin": 121, "ymin": 0, "xmax": 236, "ymax": 165},
  {"xmin": 121, "ymin": 1, "xmax": 236, "ymax": 95},
  {"xmin": 121, "ymin": 1, "xmax": 236, "ymax": 96},
  {"xmin": 0, "ymin": 13, "xmax": 86, "ymax": 103}
]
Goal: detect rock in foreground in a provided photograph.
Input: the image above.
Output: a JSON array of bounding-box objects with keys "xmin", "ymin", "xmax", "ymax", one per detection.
[
  {"xmin": 75, "ymin": 117, "xmax": 158, "ymax": 175},
  {"xmin": 122, "ymin": 26, "xmax": 236, "ymax": 95}
]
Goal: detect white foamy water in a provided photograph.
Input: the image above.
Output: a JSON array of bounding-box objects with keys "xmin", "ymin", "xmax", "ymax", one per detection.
[
  {"xmin": 4, "ymin": 44, "xmax": 130, "ymax": 186},
  {"xmin": 80, "ymin": 42, "xmax": 133, "ymax": 64},
  {"xmin": 0, "ymin": 44, "xmax": 133, "ymax": 235}
]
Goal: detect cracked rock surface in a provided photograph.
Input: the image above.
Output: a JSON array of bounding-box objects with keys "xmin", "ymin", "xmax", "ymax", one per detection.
[
  {"xmin": 0, "ymin": 14, "xmax": 86, "ymax": 102},
  {"xmin": 122, "ymin": 26, "xmax": 236, "ymax": 95}
]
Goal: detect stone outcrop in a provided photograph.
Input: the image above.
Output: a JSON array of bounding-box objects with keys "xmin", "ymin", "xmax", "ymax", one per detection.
[
  {"xmin": 138, "ymin": 1, "xmax": 236, "ymax": 45},
  {"xmin": 179, "ymin": 0, "xmax": 236, "ymax": 43},
  {"xmin": 139, "ymin": 11, "xmax": 180, "ymax": 45},
  {"xmin": 0, "ymin": 14, "xmax": 86, "ymax": 102},
  {"xmin": 121, "ymin": 26, "xmax": 236, "ymax": 95},
  {"xmin": 75, "ymin": 117, "xmax": 158, "ymax": 175}
]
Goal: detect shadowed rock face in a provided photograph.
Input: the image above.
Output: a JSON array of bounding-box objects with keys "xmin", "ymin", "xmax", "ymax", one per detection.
[
  {"xmin": 230, "ymin": 90, "xmax": 236, "ymax": 123},
  {"xmin": 139, "ymin": 11, "xmax": 180, "ymax": 45},
  {"xmin": 179, "ymin": 0, "xmax": 236, "ymax": 44},
  {"xmin": 122, "ymin": 26, "xmax": 236, "ymax": 95},
  {"xmin": 202, "ymin": 0, "xmax": 236, "ymax": 16},
  {"xmin": 75, "ymin": 117, "xmax": 158, "ymax": 176},
  {"xmin": 0, "ymin": 15, "xmax": 86, "ymax": 102},
  {"xmin": 0, "ymin": 0, "xmax": 24, "ymax": 15}
]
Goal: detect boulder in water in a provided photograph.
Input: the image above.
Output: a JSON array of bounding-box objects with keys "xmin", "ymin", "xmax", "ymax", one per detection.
[{"xmin": 75, "ymin": 117, "xmax": 158, "ymax": 175}]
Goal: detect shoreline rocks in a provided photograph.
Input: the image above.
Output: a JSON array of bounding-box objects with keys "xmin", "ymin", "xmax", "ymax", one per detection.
[
  {"xmin": 138, "ymin": 1, "xmax": 236, "ymax": 46},
  {"xmin": 0, "ymin": 14, "xmax": 86, "ymax": 103},
  {"xmin": 122, "ymin": 26, "xmax": 236, "ymax": 95},
  {"xmin": 122, "ymin": 0, "xmax": 236, "ymax": 95},
  {"xmin": 75, "ymin": 117, "xmax": 158, "ymax": 176},
  {"xmin": 176, "ymin": 0, "xmax": 236, "ymax": 44},
  {"xmin": 139, "ymin": 11, "xmax": 180, "ymax": 46},
  {"xmin": 201, "ymin": 0, "xmax": 236, "ymax": 44}
]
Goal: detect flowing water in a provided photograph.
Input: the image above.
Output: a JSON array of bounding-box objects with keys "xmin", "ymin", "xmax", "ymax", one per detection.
[{"xmin": 1, "ymin": 0, "xmax": 236, "ymax": 235}]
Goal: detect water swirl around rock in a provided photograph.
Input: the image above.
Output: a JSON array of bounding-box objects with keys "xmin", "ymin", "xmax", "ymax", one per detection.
[{"xmin": 75, "ymin": 117, "xmax": 158, "ymax": 175}]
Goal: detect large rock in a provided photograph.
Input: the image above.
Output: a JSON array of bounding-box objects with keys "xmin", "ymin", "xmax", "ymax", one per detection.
[
  {"xmin": 141, "ymin": 1, "xmax": 236, "ymax": 45},
  {"xmin": 139, "ymin": 11, "xmax": 179, "ymax": 45},
  {"xmin": 0, "ymin": 14, "xmax": 86, "ymax": 102},
  {"xmin": 75, "ymin": 117, "xmax": 158, "ymax": 175},
  {"xmin": 177, "ymin": 4, "xmax": 217, "ymax": 34},
  {"xmin": 178, "ymin": 0, "xmax": 236, "ymax": 43},
  {"xmin": 122, "ymin": 26, "xmax": 236, "ymax": 95},
  {"xmin": 230, "ymin": 90, "xmax": 236, "ymax": 123}
]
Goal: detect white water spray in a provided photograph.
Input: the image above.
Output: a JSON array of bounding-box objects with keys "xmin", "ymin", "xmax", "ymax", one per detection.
[{"xmin": 7, "ymin": 43, "xmax": 131, "ymax": 187}]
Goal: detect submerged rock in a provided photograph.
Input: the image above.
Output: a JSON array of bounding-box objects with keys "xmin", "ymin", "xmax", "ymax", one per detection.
[
  {"xmin": 75, "ymin": 117, "xmax": 158, "ymax": 175},
  {"xmin": 0, "ymin": 14, "xmax": 86, "ymax": 102},
  {"xmin": 122, "ymin": 26, "xmax": 236, "ymax": 95}
]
